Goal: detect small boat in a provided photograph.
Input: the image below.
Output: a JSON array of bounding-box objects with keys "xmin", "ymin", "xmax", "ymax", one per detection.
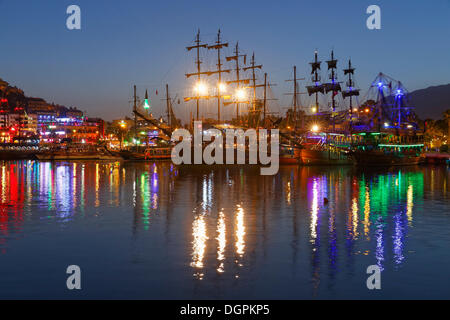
[
  {"xmin": 119, "ymin": 146, "xmax": 171, "ymax": 161},
  {"xmin": 0, "ymin": 137, "xmax": 40, "ymax": 160},
  {"xmin": 144, "ymin": 147, "xmax": 172, "ymax": 160},
  {"xmin": 36, "ymin": 149, "xmax": 99, "ymax": 160},
  {"xmin": 0, "ymin": 144, "xmax": 39, "ymax": 160},
  {"xmin": 97, "ymin": 151, "xmax": 123, "ymax": 161},
  {"xmin": 36, "ymin": 144, "xmax": 122, "ymax": 161}
]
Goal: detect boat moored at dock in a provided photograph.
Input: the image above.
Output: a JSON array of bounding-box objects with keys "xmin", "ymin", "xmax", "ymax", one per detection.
[
  {"xmin": 0, "ymin": 136, "xmax": 40, "ymax": 160},
  {"xmin": 351, "ymin": 132, "xmax": 424, "ymax": 166},
  {"xmin": 36, "ymin": 143, "xmax": 122, "ymax": 161}
]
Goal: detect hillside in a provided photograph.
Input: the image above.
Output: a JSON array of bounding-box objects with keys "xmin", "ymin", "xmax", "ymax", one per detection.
[{"xmin": 409, "ymin": 84, "xmax": 450, "ymax": 120}]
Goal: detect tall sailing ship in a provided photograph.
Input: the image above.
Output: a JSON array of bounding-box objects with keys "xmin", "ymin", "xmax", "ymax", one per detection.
[
  {"xmin": 301, "ymin": 50, "xmax": 354, "ymax": 165},
  {"xmin": 182, "ymin": 29, "xmax": 302, "ymax": 165}
]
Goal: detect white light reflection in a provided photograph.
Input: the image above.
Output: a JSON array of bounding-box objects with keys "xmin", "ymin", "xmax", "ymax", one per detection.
[
  {"xmin": 235, "ymin": 205, "xmax": 246, "ymax": 257},
  {"xmin": 406, "ymin": 184, "xmax": 413, "ymax": 225},
  {"xmin": 216, "ymin": 211, "xmax": 226, "ymax": 273},
  {"xmin": 393, "ymin": 212, "xmax": 405, "ymax": 265},
  {"xmin": 95, "ymin": 163, "xmax": 100, "ymax": 207},
  {"xmin": 364, "ymin": 187, "xmax": 371, "ymax": 239},
  {"xmin": 202, "ymin": 174, "xmax": 213, "ymax": 212},
  {"xmin": 310, "ymin": 178, "xmax": 319, "ymax": 240},
  {"xmin": 191, "ymin": 214, "xmax": 208, "ymax": 279},
  {"xmin": 286, "ymin": 181, "xmax": 291, "ymax": 206},
  {"xmin": 375, "ymin": 218, "xmax": 385, "ymax": 271},
  {"xmin": 351, "ymin": 196, "xmax": 359, "ymax": 238}
]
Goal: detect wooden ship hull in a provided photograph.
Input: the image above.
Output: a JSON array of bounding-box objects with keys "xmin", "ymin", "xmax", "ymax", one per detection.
[
  {"xmin": 118, "ymin": 147, "xmax": 172, "ymax": 161},
  {"xmin": 300, "ymin": 147, "xmax": 353, "ymax": 165},
  {"xmin": 36, "ymin": 151, "xmax": 101, "ymax": 161},
  {"xmin": 36, "ymin": 147, "xmax": 122, "ymax": 161},
  {"xmin": 352, "ymin": 150, "xmax": 424, "ymax": 166}
]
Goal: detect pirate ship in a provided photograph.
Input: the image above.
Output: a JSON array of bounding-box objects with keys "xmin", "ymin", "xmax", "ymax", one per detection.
[
  {"xmin": 300, "ymin": 50, "xmax": 354, "ymax": 165},
  {"xmin": 350, "ymin": 73, "xmax": 424, "ymax": 165}
]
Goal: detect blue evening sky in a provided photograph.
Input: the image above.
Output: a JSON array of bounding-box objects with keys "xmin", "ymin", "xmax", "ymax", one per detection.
[{"xmin": 0, "ymin": 0, "xmax": 449, "ymax": 121}]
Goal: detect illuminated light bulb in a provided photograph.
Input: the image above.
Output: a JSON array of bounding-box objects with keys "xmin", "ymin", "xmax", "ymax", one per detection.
[
  {"xmin": 311, "ymin": 124, "xmax": 319, "ymax": 132},
  {"xmin": 195, "ymin": 82, "xmax": 208, "ymax": 95},
  {"xmin": 218, "ymin": 82, "xmax": 227, "ymax": 92},
  {"xmin": 311, "ymin": 107, "xmax": 317, "ymax": 113},
  {"xmin": 365, "ymin": 108, "xmax": 370, "ymax": 113},
  {"xmin": 235, "ymin": 88, "xmax": 246, "ymax": 101}
]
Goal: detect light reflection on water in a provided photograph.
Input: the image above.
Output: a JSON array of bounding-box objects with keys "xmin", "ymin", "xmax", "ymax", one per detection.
[
  {"xmin": 0, "ymin": 160, "xmax": 449, "ymax": 299},
  {"xmin": 216, "ymin": 211, "xmax": 226, "ymax": 273}
]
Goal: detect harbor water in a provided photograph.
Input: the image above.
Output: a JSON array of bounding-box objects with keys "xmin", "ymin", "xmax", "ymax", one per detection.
[{"xmin": 0, "ymin": 160, "xmax": 449, "ymax": 299}]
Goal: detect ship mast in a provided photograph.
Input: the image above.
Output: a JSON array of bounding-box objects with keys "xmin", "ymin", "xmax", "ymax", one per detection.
[
  {"xmin": 165, "ymin": 84, "xmax": 180, "ymax": 131},
  {"xmin": 261, "ymin": 74, "xmax": 276, "ymax": 127},
  {"xmin": 285, "ymin": 66, "xmax": 305, "ymax": 130},
  {"xmin": 342, "ymin": 59, "xmax": 360, "ymax": 130},
  {"xmin": 306, "ymin": 50, "xmax": 324, "ymax": 116},
  {"xmin": 165, "ymin": 84, "xmax": 171, "ymax": 131},
  {"xmin": 325, "ymin": 50, "xmax": 342, "ymax": 131},
  {"xmin": 243, "ymin": 52, "xmax": 263, "ymax": 115},
  {"xmin": 242, "ymin": 53, "xmax": 264, "ymax": 127},
  {"xmin": 226, "ymin": 42, "xmax": 250, "ymax": 123},
  {"xmin": 133, "ymin": 85, "xmax": 137, "ymax": 151},
  {"xmin": 394, "ymin": 81, "xmax": 410, "ymax": 130},
  {"xmin": 263, "ymin": 73, "xmax": 267, "ymax": 126},
  {"xmin": 185, "ymin": 30, "xmax": 208, "ymax": 121},
  {"xmin": 207, "ymin": 29, "xmax": 231, "ymax": 123}
]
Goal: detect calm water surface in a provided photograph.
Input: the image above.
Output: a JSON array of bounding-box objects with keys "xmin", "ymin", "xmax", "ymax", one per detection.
[{"xmin": 0, "ymin": 160, "xmax": 449, "ymax": 299}]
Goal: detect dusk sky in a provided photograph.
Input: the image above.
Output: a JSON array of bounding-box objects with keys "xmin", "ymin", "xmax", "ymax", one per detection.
[{"xmin": 0, "ymin": 0, "xmax": 449, "ymax": 121}]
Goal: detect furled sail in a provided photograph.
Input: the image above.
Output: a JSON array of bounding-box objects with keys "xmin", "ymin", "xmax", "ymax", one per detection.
[
  {"xmin": 342, "ymin": 89, "xmax": 360, "ymax": 98},
  {"xmin": 306, "ymin": 84, "xmax": 325, "ymax": 96},
  {"xmin": 324, "ymin": 82, "xmax": 342, "ymax": 93},
  {"xmin": 310, "ymin": 62, "xmax": 321, "ymax": 74}
]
